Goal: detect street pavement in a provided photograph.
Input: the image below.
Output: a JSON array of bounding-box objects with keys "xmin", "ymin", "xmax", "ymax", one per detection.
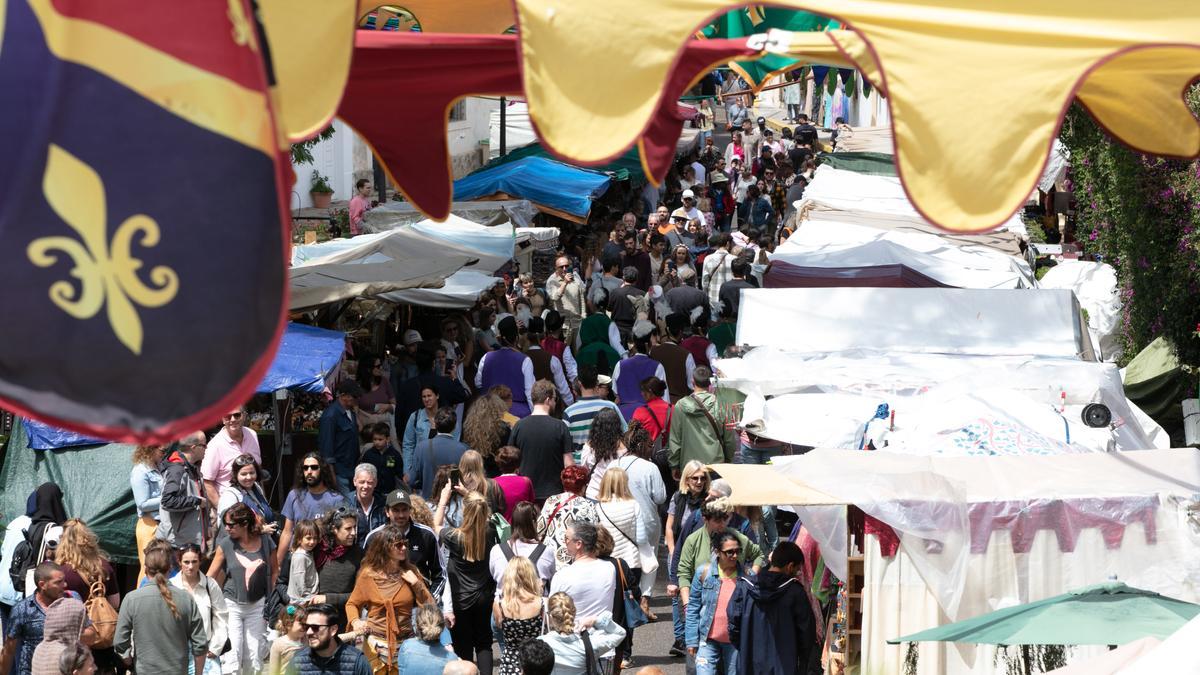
[{"xmin": 628, "ymin": 553, "xmax": 690, "ymax": 674}]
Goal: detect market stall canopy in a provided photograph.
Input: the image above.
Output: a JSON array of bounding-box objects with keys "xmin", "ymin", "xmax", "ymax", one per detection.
[
  {"xmin": 363, "ymin": 200, "xmax": 540, "ymax": 231},
  {"xmin": 698, "ymin": 8, "xmax": 838, "ymax": 89},
  {"xmin": 890, "ymin": 581, "xmax": 1200, "ymax": 645},
  {"xmin": 293, "ymin": 215, "xmax": 514, "ymax": 271},
  {"xmin": 795, "ymin": 166, "xmax": 1029, "ymax": 255},
  {"xmin": 453, "ymin": 157, "xmax": 612, "ymax": 223},
  {"xmin": 1122, "ymin": 337, "xmax": 1187, "ymax": 420},
  {"xmin": 378, "ymin": 269, "xmax": 504, "ymax": 310},
  {"xmin": 707, "ymin": 462, "xmax": 839, "ymax": 506},
  {"xmin": 735, "ymin": 288, "xmax": 1092, "ymax": 359},
  {"xmin": 289, "ymin": 227, "xmax": 480, "ymax": 311},
  {"xmin": 770, "ymin": 220, "xmax": 1035, "ymax": 289},
  {"xmin": 254, "ymin": 323, "xmax": 345, "ymax": 394}
]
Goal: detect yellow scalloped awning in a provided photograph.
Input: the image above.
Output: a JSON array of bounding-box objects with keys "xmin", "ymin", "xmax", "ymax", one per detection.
[{"xmin": 512, "ymin": 0, "xmax": 1200, "ymax": 233}]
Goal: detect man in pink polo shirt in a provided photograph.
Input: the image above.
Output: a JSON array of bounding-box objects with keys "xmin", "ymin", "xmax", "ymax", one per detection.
[{"xmin": 201, "ymin": 406, "xmax": 261, "ymax": 507}]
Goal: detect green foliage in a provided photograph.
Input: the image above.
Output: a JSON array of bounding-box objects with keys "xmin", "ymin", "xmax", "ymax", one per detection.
[
  {"xmin": 1059, "ymin": 91, "xmax": 1200, "ymax": 367},
  {"xmin": 290, "ymin": 125, "xmax": 336, "ymax": 166},
  {"xmin": 309, "ymin": 170, "xmax": 333, "ymax": 194}
]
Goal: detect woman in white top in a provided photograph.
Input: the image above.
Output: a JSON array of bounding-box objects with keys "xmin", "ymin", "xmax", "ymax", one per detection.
[
  {"xmin": 537, "ymin": 593, "xmax": 625, "ymax": 675},
  {"xmin": 581, "ymin": 411, "xmax": 666, "ymax": 596},
  {"xmin": 595, "ymin": 468, "xmax": 645, "ymax": 590},
  {"xmin": 171, "ymin": 543, "xmax": 228, "ymax": 675}
]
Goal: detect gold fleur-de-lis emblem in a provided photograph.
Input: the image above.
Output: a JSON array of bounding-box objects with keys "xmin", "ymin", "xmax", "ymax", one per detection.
[{"xmin": 27, "ymin": 144, "xmax": 179, "ymax": 355}]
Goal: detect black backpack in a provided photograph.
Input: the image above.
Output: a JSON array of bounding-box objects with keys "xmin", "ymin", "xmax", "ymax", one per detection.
[{"xmin": 8, "ymin": 536, "xmax": 34, "ymax": 594}]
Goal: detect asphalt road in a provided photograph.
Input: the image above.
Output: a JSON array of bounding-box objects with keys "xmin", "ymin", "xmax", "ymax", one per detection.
[{"xmin": 626, "ymin": 556, "xmax": 691, "ymax": 674}]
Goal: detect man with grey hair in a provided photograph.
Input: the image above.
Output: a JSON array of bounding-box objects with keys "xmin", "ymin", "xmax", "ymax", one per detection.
[
  {"xmin": 158, "ymin": 431, "xmax": 209, "ymax": 551},
  {"xmin": 548, "ymin": 522, "xmax": 616, "ymax": 623},
  {"xmin": 344, "ymin": 463, "xmax": 386, "ymax": 548}
]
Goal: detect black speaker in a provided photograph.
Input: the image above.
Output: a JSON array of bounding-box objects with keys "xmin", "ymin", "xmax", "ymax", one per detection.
[{"xmin": 1082, "ymin": 403, "xmax": 1112, "ymax": 428}]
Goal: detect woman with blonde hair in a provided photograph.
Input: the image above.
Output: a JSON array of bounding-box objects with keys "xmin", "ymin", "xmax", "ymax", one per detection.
[
  {"xmin": 444, "ymin": 450, "xmax": 506, "ymax": 527},
  {"xmin": 346, "ymin": 524, "xmax": 434, "ymax": 673},
  {"xmin": 665, "ymin": 459, "xmax": 711, "ymax": 656},
  {"xmin": 395, "ymin": 603, "xmax": 456, "ymax": 674},
  {"xmin": 435, "ymin": 487, "xmax": 498, "ymax": 671},
  {"xmin": 461, "ymin": 394, "xmax": 512, "ymax": 475},
  {"xmin": 129, "ymin": 444, "xmax": 164, "ymax": 584},
  {"xmin": 54, "ymin": 520, "xmax": 120, "ymax": 668},
  {"xmin": 492, "ymin": 557, "xmax": 545, "ymax": 675},
  {"xmin": 597, "ymin": 470, "xmax": 646, "ymax": 580},
  {"xmin": 536, "ymin": 593, "xmax": 625, "ymax": 675}
]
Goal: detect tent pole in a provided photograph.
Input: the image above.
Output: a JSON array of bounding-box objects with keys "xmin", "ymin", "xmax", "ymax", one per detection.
[{"xmin": 500, "ymin": 96, "xmax": 508, "ymax": 156}]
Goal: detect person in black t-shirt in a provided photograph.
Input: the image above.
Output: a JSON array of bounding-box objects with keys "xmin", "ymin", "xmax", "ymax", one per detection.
[
  {"xmin": 718, "ymin": 258, "xmax": 756, "ymax": 319},
  {"xmin": 360, "ymin": 422, "xmax": 404, "ymax": 495},
  {"xmin": 510, "ymin": 381, "xmax": 575, "ymax": 501}
]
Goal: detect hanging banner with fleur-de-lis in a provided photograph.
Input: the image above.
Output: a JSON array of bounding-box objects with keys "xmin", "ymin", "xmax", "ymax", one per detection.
[{"xmin": 0, "ymin": 0, "xmax": 291, "ymax": 442}]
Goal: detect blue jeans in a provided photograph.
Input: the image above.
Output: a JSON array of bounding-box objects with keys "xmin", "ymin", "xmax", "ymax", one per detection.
[
  {"xmin": 736, "ymin": 445, "xmax": 779, "ymax": 552},
  {"xmin": 695, "ymin": 640, "xmax": 738, "ymax": 675},
  {"xmin": 673, "ymin": 594, "xmax": 685, "ymax": 643}
]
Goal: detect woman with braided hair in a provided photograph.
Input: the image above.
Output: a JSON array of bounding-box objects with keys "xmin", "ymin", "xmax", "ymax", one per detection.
[
  {"xmin": 536, "ymin": 592, "xmax": 626, "ymax": 675},
  {"xmin": 113, "ymin": 547, "xmax": 207, "ymax": 674}
]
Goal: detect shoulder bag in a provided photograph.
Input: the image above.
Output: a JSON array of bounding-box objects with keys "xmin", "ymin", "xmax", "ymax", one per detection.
[
  {"xmin": 689, "ymin": 393, "xmax": 724, "ymax": 441},
  {"xmin": 580, "ymin": 630, "xmax": 605, "ymax": 675},
  {"xmin": 612, "ymin": 558, "xmax": 649, "ymax": 630}
]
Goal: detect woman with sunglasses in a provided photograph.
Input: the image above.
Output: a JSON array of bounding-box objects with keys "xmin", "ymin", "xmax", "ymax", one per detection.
[
  {"xmin": 216, "ymin": 454, "xmax": 278, "ymax": 536},
  {"xmin": 684, "ymin": 530, "xmax": 746, "ymax": 675},
  {"xmin": 346, "ymin": 524, "xmax": 435, "ymax": 674},
  {"xmin": 208, "ymin": 503, "xmax": 278, "ymax": 674},
  {"xmin": 665, "ymin": 459, "xmax": 711, "ymax": 656}
]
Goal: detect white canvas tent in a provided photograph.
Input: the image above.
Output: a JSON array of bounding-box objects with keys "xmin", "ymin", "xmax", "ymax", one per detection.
[
  {"xmin": 288, "ymin": 254, "xmax": 475, "ymax": 312},
  {"xmin": 718, "ymin": 449, "xmax": 1200, "ymax": 674},
  {"xmin": 770, "ymin": 220, "xmax": 1036, "ymax": 289},
  {"xmin": 794, "ymin": 166, "xmax": 1029, "ymax": 250},
  {"xmin": 734, "ymin": 287, "xmax": 1091, "ymax": 359}
]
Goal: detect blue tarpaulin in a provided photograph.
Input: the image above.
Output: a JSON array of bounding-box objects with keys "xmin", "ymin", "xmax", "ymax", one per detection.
[
  {"xmin": 255, "ymin": 322, "xmax": 345, "ymax": 394},
  {"xmin": 22, "ymin": 322, "xmax": 343, "ymax": 451},
  {"xmin": 24, "ymin": 419, "xmax": 105, "ymax": 450},
  {"xmin": 453, "ymin": 157, "xmax": 611, "ymax": 222}
]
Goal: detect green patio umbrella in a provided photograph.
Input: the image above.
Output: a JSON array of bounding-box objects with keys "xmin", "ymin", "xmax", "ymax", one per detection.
[{"xmin": 889, "ymin": 582, "xmax": 1200, "ymax": 647}]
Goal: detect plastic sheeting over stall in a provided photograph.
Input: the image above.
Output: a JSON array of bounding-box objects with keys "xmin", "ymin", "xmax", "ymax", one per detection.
[
  {"xmin": 452, "ymin": 156, "xmax": 611, "ymax": 222},
  {"xmin": 1038, "ymin": 260, "xmax": 1123, "ymax": 362}
]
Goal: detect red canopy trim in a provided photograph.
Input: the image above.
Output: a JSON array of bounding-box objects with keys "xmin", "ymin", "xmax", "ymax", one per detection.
[{"xmin": 338, "ymin": 32, "xmax": 757, "ymax": 220}]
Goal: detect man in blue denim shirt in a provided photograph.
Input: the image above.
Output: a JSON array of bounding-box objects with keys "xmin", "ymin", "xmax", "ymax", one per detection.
[{"xmin": 1, "ymin": 562, "xmax": 95, "ymax": 675}]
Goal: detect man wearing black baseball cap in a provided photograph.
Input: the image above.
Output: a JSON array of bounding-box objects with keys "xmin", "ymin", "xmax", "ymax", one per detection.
[{"xmin": 364, "ymin": 488, "xmax": 444, "ymax": 593}]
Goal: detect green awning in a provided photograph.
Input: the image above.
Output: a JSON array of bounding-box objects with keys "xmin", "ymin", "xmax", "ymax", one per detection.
[
  {"xmin": 701, "ymin": 8, "xmax": 837, "ymax": 88},
  {"xmin": 818, "ymin": 151, "xmax": 897, "ymax": 177}
]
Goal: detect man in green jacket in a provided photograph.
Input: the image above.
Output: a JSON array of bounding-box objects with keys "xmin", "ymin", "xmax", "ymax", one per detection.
[
  {"xmin": 668, "ymin": 365, "xmax": 738, "ymax": 479},
  {"xmin": 677, "ymin": 498, "xmax": 764, "ymax": 606}
]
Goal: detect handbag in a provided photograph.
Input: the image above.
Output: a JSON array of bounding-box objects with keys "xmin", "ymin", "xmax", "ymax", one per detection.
[{"xmin": 613, "ymin": 558, "xmax": 649, "ymax": 630}]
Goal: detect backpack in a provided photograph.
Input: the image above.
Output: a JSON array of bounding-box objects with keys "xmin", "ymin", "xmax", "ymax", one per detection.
[
  {"xmin": 84, "ymin": 579, "xmax": 118, "ymax": 648},
  {"xmin": 11, "ymin": 524, "xmax": 62, "ymax": 596},
  {"xmin": 640, "ymin": 403, "xmax": 673, "ymax": 467},
  {"xmin": 489, "ymin": 512, "xmax": 511, "ymax": 543},
  {"xmin": 498, "ymin": 539, "xmax": 547, "ymax": 566}
]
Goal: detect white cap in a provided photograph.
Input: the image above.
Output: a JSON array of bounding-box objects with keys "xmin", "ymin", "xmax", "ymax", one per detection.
[
  {"xmin": 682, "ymin": 189, "xmax": 695, "ymax": 199},
  {"xmin": 402, "ymin": 329, "xmax": 423, "ymax": 346}
]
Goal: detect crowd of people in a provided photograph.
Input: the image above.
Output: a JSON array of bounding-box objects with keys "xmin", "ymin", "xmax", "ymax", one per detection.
[{"xmin": 0, "ymin": 101, "xmax": 832, "ymax": 675}]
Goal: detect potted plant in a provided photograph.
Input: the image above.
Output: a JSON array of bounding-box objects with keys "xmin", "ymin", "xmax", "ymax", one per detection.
[{"xmin": 309, "ymin": 170, "xmax": 334, "ymax": 209}]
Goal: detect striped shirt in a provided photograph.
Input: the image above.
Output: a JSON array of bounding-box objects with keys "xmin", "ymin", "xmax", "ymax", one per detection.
[{"xmin": 563, "ymin": 397, "xmax": 627, "ymax": 453}]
